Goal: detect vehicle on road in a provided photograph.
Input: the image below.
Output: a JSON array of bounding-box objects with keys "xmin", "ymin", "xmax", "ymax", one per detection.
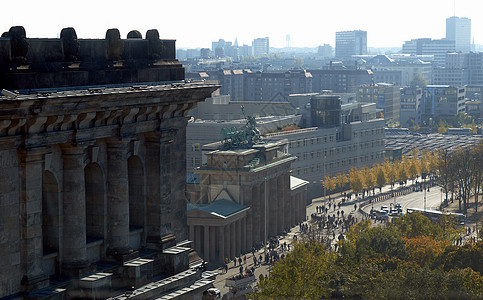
[
  {"xmin": 373, "ymin": 209, "xmax": 388, "ymax": 220},
  {"xmin": 406, "ymin": 207, "xmax": 465, "ymax": 225}
]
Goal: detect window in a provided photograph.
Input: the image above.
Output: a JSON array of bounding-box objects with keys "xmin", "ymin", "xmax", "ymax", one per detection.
[
  {"xmin": 191, "ymin": 157, "xmax": 201, "ymax": 167},
  {"xmin": 192, "ymin": 143, "xmax": 201, "ymax": 151}
]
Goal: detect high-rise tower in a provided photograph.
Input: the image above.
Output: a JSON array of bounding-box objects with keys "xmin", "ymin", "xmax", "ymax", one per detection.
[
  {"xmin": 446, "ymin": 16, "xmax": 471, "ymax": 53},
  {"xmin": 335, "ymin": 30, "xmax": 367, "ymax": 59}
]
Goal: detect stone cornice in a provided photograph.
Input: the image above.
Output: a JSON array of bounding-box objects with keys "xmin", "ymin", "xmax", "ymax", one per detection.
[{"xmin": 0, "ymin": 83, "xmax": 219, "ymax": 147}]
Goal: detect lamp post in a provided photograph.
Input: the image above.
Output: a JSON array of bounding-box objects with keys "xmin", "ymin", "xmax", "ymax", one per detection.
[
  {"xmin": 264, "ymin": 177, "xmax": 267, "ymax": 259},
  {"xmin": 323, "ymin": 155, "xmax": 327, "ymax": 201}
]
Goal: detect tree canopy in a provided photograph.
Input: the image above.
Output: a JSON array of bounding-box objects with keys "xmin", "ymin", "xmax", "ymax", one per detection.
[{"xmin": 253, "ymin": 213, "xmax": 482, "ymax": 299}]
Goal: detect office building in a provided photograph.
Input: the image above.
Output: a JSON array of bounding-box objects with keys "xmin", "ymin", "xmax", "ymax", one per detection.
[
  {"xmin": 264, "ymin": 94, "xmax": 385, "ymax": 198},
  {"xmin": 335, "ymin": 30, "xmax": 367, "ymax": 59},
  {"xmin": 318, "ymin": 44, "xmax": 333, "ymax": 57},
  {"xmin": 356, "ymin": 83, "xmax": 401, "ymax": 123},
  {"xmin": 446, "ymin": 16, "xmax": 471, "ymax": 53},
  {"xmin": 252, "ymin": 37, "xmax": 270, "ymax": 56},
  {"xmin": 402, "ymin": 38, "xmax": 455, "ymax": 66},
  {"xmin": 309, "ymin": 69, "xmax": 372, "ymax": 93},
  {"xmin": 400, "ymin": 87, "xmax": 423, "ymax": 127},
  {"xmin": 422, "ymin": 85, "xmax": 466, "ymax": 123}
]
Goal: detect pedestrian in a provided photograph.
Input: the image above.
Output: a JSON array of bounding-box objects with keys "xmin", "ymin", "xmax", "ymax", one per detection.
[
  {"xmin": 253, "ymin": 255, "xmax": 257, "ymax": 266},
  {"xmin": 238, "ymin": 257, "xmax": 242, "ymax": 266},
  {"xmin": 234, "ymin": 258, "xmax": 237, "ymax": 267},
  {"xmin": 244, "ymin": 255, "xmax": 247, "ymax": 264},
  {"xmin": 239, "ymin": 265, "xmax": 243, "ymax": 274},
  {"xmin": 224, "ymin": 263, "xmax": 228, "ymax": 274}
]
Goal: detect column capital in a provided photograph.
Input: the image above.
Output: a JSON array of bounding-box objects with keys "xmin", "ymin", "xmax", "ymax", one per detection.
[
  {"xmin": 17, "ymin": 146, "xmax": 50, "ymax": 164},
  {"xmin": 60, "ymin": 142, "xmax": 92, "ymax": 155},
  {"xmin": 106, "ymin": 137, "xmax": 131, "ymax": 149},
  {"xmin": 144, "ymin": 129, "xmax": 177, "ymax": 143}
]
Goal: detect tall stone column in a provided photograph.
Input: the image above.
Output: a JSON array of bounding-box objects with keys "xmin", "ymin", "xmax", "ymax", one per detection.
[
  {"xmin": 203, "ymin": 226, "xmax": 210, "ymax": 261},
  {"xmin": 242, "ymin": 185, "xmax": 252, "ymax": 250},
  {"xmin": 230, "ymin": 222, "xmax": 235, "ymax": 259},
  {"xmin": 209, "ymin": 226, "xmax": 216, "ymax": 262},
  {"xmin": 241, "ymin": 217, "xmax": 246, "ymax": 253},
  {"xmin": 218, "ymin": 226, "xmax": 225, "ymax": 264},
  {"xmin": 189, "ymin": 225, "xmax": 194, "ymax": 243},
  {"xmin": 195, "ymin": 226, "xmax": 201, "ymax": 255},
  {"xmin": 269, "ymin": 178, "xmax": 277, "ymax": 236},
  {"xmin": 18, "ymin": 147, "xmax": 49, "ymax": 291},
  {"xmin": 145, "ymin": 132, "xmax": 174, "ymax": 249},
  {"xmin": 106, "ymin": 139, "xmax": 132, "ymax": 257},
  {"xmin": 61, "ymin": 144, "xmax": 90, "ymax": 275},
  {"xmin": 236, "ymin": 219, "xmax": 241, "ymax": 256},
  {"xmin": 251, "ymin": 184, "xmax": 259, "ymax": 246},
  {"xmin": 259, "ymin": 181, "xmax": 267, "ymax": 246},
  {"xmin": 291, "ymin": 190, "xmax": 296, "ymax": 227},
  {"xmin": 301, "ymin": 192, "xmax": 306, "ymax": 221},
  {"xmin": 224, "ymin": 225, "xmax": 231, "ymax": 260},
  {"xmin": 170, "ymin": 118, "xmax": 188, "ymax": 241},
  {"xmin": 277, "ymin": 176, "xmax": 284, "ymax": 233},
  {"xmin": 283, "ymin": 173, "xmax": 290, "ymax": 230}
]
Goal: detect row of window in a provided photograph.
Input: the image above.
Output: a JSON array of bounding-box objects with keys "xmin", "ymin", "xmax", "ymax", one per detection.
[
  {"xmin": 294, "ymin": 140, "xmax": 384, "ymax": 161},
  {"xmin": 289, "ymin": 135, "xmax": 335, "ymax": 148},
  {"xmin": 293, "ymin": 152, "xmax": 383, "ymax": 175},
  {"xmin": 353, "ymin": 128, "xmax": 384, "ymax": 138}
]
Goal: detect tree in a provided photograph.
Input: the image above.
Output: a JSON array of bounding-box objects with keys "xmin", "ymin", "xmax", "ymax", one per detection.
[
  {"xmin": 437, "ymin": 120, "xmax": 448, "ymax": 134},
  {"xmin": 362, "ymin": 167, "xmax": 376, "ymax": 195},
  {"xmin": 436, "ymin": 149, "xmax": 454, "ymax": 206},
  {"xmin": 407, "ymin": 157, "xmax": 420, "ymax": 181},
  {"xmin": 293, "ymin": 57, "xmax": 304, "ymax": 68},
  {"xmin": 383, "ymin": 160, "xmax": 397, "ymax": 189},
  {"xmin": 469, "ymin": 141, "xmax": 483, "ymax": 213},
  {"xmin": 410, "ymin": 73, "xmax": 427, "ymax": 88},
  {"xmin": 349, "ymin": 167, "xmax": 363, "ymax": 196},
  {"xmin": 375, "ymin": 164, "xmax": 386, "ymax": 193},
  {"xmin": 395, "ymin": 159, "xmax": 408, "ymax": 185},
  {"xmin": 254, "ymin": 242, "xmax": 338, "ymax": 299},
  {"xmin": 254, "ymin": 213, "xmax": 483, "ymax": 299},
  {"xmin": 335, "ymin": 172, "xmax": 347, "ymax": 195},
  {"xmin": 323, "ymin": 175, "xmax": 336, "ymax": 195}
]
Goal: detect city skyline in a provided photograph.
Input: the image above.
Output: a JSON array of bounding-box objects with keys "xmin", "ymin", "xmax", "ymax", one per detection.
[{"xmin": 2, "ymin": 0, "xmax": 482, "ymax": 49}]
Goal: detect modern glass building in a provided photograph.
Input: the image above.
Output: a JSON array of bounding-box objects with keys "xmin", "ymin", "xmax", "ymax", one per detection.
[
  {"xmin": 335, "ymin": 30, "xmax": 367, "ymax": 59},
  {"xmin": 446, "ymin": 16, "xmax": 471, "ymax": 53}
]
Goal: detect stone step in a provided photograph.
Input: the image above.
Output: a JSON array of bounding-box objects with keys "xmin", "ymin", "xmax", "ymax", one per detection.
[
  {"xmin": 75, "ymin": 272, "xmax": 113, "ymax": 299},
  {"xmin": 155, "ymin": 279, "xmax": 215, "ymax": 300},
  {"xmin": 25, "ymin": 287, "xmax": 66, "ymax": 300},
  {"xmin": 122, "ymin": 258, "xmax": 154, "ymax": 288},
  {"xmin": 107, "ymin": 268, "xmax": 201, "ymax": 300}
]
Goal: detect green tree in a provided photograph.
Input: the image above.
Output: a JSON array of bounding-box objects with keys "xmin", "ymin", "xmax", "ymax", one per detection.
[
  {"xmin": 349, "ymin": 167, "xmax": 363, "ymax": 196},
  {"xmin": 375, "ymin": 164, "xmax": 386, "ymax": 193},
  {"xmin": 254, "ymin": 242, "xmax": 337, "ymax": 299},
  {"xmin": 335, "ymin": 172, "xmax": 347, "ymax": 195},
  {"xmin": 323, "ymin": 175, "xmax": 336, "ymax": 195},
  {"xmin": 410, "ymin": 73, "xmax": 427, "ymax": 88}
]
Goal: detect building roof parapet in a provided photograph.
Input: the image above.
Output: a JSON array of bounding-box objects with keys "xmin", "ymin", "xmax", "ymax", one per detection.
[{"xmin": 0, "ymin": 26, "xmax": 185, "ymax": 90}]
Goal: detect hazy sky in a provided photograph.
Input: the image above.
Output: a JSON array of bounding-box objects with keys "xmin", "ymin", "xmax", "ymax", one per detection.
[{"xmin": 2, "ymin": 0, "xmax": 482, "ymax": 49}]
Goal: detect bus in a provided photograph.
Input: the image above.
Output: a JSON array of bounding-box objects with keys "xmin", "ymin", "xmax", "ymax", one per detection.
[{"xmin": 406, "ymin": 207, "xmax": 465, "ymax": 226}]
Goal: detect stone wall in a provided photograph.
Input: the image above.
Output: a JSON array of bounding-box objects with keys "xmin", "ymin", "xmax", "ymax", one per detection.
[
  {"xmin": 0, "ymin": 82, "xmax": 218, "ymax": 297},
  {"xmin": 0, "ymin": 26, "xmax": 183, "ymax": 90}
]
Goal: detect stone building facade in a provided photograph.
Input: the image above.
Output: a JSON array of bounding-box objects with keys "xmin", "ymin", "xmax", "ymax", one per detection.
[
  {"xmin": 0, "ymin": 26, "xmax": 218, "ymax": 299},
  {"xmin": 187, "ymin": 142, "xmax": 308, "ymax": 264}
]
